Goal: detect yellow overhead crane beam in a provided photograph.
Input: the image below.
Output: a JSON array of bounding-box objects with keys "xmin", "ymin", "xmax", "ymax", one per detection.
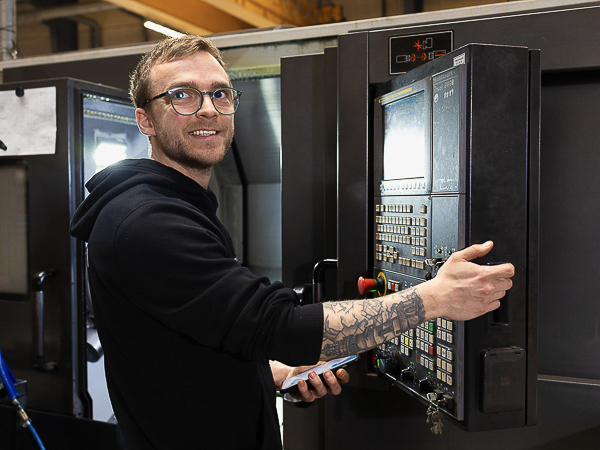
[{"xmin": 105, "ymin": 0, "xmax": 342, "ymax": 35}]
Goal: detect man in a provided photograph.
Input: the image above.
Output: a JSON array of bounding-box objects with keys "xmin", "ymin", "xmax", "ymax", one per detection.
[{"xmin": 70, "ymin": 35, "xmax": 513, "ymax": 449}]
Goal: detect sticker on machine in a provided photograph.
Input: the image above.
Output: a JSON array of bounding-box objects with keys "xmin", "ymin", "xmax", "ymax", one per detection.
[
  {"xmin": 0, "ymin": 86, "xmax": 57, "ymax": 156},
  {"xmin": 453, "ymin": 53, "xmax": 466, "ymax": 67}
]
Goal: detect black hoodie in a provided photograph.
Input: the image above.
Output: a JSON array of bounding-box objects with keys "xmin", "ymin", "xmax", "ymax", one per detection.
[{"xmin": 71, "ymin": 159, "xmax": 323, "ymax": 449}]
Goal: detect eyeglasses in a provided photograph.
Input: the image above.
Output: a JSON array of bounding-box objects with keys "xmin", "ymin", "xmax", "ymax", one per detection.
[{"xmin": 143, "ymin": 87, "xmax": 242, "ymax": 115}]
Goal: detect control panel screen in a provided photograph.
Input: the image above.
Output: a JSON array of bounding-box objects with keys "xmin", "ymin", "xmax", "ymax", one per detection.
[{"xmin": 383, "ymin": 91, "xmax": 427, "ymax": 181}]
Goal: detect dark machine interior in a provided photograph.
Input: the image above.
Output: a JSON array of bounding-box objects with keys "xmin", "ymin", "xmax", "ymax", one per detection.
[{"xmin": 1, "ymin": 2, "xmax": 599, "ymax": 449}]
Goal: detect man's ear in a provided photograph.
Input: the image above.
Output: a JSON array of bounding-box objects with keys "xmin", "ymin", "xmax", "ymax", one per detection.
[{"xmin": 136, "ymin": 107, "xmax": 156, "ymax": 136}]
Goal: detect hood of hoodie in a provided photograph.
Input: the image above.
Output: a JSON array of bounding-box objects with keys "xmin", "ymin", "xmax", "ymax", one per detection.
[{"xmin": 70, "ymin": 159, "xmax": 218, "ymax": 242}]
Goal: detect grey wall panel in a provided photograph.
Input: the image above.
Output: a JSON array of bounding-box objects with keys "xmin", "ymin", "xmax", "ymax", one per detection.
[
  {"xmin": 538, "ymin": 70, "xmax": 600, "ymax": 380},
  {"xmin": 281, "ymin": 50, "xmax": 338, "ymax": 292}
]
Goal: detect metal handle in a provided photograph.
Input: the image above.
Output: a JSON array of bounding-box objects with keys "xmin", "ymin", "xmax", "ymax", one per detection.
[
  {"xmin": 312, "ymin": 259, "xmax": 338, "ymax": 304},
  {"xmin": 486, "ymin": 263, "xmax": 511, "ymax": 334},
  {"xmin": 31, "ymin": 271, "xmax": 58, "ymax": 371}
]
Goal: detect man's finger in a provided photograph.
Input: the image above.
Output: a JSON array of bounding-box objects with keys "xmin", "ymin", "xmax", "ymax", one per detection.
[
  {"xmin": 308, "ymin": 371, "xmax": 328, "ymax": 397},
  {"xmin": 296, "ymin": 379, "xmax": 316, "ymax": 402},
  {"xmin": 321, "ymin": 371, "xmax": 340, "ymax": 395},
  {"xmin": 334, "ymin": 368, "xmax": 350, "ymax": 384}
]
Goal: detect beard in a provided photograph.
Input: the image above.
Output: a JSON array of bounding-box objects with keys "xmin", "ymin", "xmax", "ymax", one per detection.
[{"xmin": 153, "ymin": 119, "xmax": 234, "ymax": 172}]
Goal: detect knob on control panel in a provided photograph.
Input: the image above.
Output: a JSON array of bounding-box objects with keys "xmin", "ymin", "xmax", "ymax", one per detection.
[
  {"xmin": 418, "ymin": 377, "xmax": 433, "ymax": 393},
  {"xmin": 400, "ymin": 366, "xmax": 415, "ymax": 382},
  {"xmin": 373, "ymin": 347, "xmax": 401, "ymax": 375}
]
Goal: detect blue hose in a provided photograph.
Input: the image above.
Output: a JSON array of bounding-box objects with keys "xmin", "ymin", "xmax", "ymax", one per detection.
[
  {"xmin": 0, "ymin": 349, "xmax": 18, "ymax": 400},
  {"xmin": 28, "ymin": 423, "xmax": 46, "ymax": 449},
  {"xmin": 0, "ymin": 348, "xmax": 46, "ymax": 450}
]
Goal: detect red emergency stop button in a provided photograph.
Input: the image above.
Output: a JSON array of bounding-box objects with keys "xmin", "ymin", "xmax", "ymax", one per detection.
[
  {"xmin": 357, "ymin": 273, "xmax": 386, "ymax": 296},
  {"xmin": 358, "ymin": 277, "xmax": 377, "ymax": 295}
]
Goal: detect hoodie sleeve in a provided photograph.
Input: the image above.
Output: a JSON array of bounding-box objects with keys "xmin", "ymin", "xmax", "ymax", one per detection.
[{"xmin": 92, "ymin": 192, "xmax": 323, "ymax": 366}]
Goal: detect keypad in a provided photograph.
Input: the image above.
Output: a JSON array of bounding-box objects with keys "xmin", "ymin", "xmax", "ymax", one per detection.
[
  {"xmin": 375, "ymin": 202, "xmax": 429, "ymax": 268},
  {"xmin": 379, "ymin": 319, "xmax": 456, "ymax": 387},
  {"xmin": 373, "ymin": 200, "xmax": 458, "ymax": 403}
]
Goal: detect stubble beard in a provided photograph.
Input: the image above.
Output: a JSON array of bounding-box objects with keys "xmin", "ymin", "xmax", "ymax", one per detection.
[{"xmin": 155, "ymin": 121, "xmax": 234, "ymax": 172}]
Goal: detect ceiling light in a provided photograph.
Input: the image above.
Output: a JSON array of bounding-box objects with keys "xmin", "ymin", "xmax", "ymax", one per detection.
[{"xmin": 144, "ymin": 21, "xmax": 184, "ymax": 38}]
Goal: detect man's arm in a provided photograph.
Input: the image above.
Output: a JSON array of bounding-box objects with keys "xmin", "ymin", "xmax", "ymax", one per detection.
[
  {"xmin": 321, "ymin": 288, "xmax": 425, "ymax": 359},
  {"xmin": 321, "ymin": 241, "xmax": 514, "ymax": 360}
]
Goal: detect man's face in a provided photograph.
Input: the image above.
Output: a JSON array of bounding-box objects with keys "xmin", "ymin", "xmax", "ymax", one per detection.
[{"xmin": 141, "ymin": 51, "xmax": 235, "ymax": 173}]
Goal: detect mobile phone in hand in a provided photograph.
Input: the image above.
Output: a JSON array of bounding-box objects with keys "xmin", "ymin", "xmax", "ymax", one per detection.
[{"xmin": 279, "ymin": 355, "xmax": 358, "ymax": 393}]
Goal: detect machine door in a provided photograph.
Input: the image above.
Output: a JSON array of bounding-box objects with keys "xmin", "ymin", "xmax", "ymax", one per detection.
[{"xmin": 0, "ymin": 79, "xmax": 146, "ymax": 419}]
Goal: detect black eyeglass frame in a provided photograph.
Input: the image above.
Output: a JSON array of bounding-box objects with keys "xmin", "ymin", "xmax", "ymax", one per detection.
[{"xmin": 143, "ymin": 86, "xmax": 242, "ymax": 116}]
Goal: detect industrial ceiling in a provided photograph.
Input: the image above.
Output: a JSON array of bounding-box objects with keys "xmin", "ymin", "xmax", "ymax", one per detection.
[{"xmin": 14, "ymin": 0, "xmax": 343, "ymax": 41}]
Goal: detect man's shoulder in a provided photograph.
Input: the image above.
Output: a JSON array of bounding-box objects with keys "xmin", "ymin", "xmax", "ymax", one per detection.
[
  {"xmin": 99, "ymin": 183, "xmax": 218, "ymax": 242},
  {"xmin": 99, "ymin": 184, "xmax": 194, "ymax": 226}
]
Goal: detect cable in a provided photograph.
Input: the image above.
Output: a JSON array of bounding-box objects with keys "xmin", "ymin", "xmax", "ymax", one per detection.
[{"xmin": 0, "ymin": 349, "xmax": 46, "ymax": 450}]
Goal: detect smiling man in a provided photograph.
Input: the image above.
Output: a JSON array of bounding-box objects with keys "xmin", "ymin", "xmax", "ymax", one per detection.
[
  {"xmin": 70, "ymin": 35, "xmax": 513, "ymax": 450},
  {"xmin": 72, "ymin": 36, "xmax": 349, "ymax": 450}
]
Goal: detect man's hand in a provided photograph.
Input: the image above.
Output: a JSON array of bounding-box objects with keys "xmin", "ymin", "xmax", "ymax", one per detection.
[
  {"xmin": 420, "ymin": 241, "xmax": 514, "ymax": 321},
  {"xmin": 270, "ymin": 361, "xmax": 350, "ymax": 403}
]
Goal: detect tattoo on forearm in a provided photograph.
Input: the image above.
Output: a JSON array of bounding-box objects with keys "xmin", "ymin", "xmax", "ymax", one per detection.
[{"xmin": 321, "ymin": 288, "xmax": 425, "ymax": 359}]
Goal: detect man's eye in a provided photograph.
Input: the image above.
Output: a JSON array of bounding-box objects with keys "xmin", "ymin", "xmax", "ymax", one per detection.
[{"xmin": 173, "ymin": 90, "xmax": 190, "ymax": 99}]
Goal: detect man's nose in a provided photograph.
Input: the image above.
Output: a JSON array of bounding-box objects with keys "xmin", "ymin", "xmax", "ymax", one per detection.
[{"xmin": 196, "ymin": 93, "xmax": 219, "ymax": 117}]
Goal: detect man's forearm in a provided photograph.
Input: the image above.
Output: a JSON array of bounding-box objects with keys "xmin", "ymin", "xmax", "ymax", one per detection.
[{"xmin": 320, "ymin": 287, "xmax": 426, "ymax": 360}]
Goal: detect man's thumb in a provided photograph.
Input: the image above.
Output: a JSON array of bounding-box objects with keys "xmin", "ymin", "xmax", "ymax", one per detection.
[{"xmin": 458, "ymin": 241, "xmax": 494, "ymax": 262}]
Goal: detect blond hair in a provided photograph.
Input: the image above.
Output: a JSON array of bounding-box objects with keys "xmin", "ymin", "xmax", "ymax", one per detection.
[{"xmin": 129, "ymin": 35, "xmax": 226, "ymax": 108}]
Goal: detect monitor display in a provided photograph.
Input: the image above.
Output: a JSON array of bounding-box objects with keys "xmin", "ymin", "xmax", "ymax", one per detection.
[
  {"xmin": 82, "ymin": 93, "xmax": 148, "ymax": 186},
  {"xmin": 382, "ymin": 91, "xmax": 427, "ymax": 181}
]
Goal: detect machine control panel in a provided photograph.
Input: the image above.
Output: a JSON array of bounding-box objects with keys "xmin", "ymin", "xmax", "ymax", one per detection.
[
  {"xmin": 369, "ymin": 64, "xmax": 465, "ymax": 418},
  {"xmin": 363, "ymin": 44, "xmax": 538, "ymax": 431},
  {"xmin": 364, "ymin": 194, "xmax": 464, "ymax": 418}
]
